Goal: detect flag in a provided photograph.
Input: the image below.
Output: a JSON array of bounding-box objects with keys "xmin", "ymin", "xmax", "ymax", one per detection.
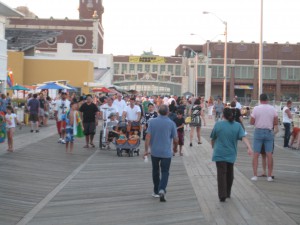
[{"xmin": 7, "ymin": 70, "xmax": 14, "ymax": 88}]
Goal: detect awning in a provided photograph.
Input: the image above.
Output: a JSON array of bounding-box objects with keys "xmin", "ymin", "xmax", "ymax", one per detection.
[{"xmin": 234, "ymin": 85, "xmax": 253, "ymax": 90}]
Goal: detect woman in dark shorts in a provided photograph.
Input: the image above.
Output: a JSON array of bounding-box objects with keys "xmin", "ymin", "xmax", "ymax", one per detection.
[
  {"xmin": 173, "ymin": 110, "xmax": 185, "ymax": 156},
  {"xmin": 188, "ymin": 98, "xmax": 206, "ymax": 146}
]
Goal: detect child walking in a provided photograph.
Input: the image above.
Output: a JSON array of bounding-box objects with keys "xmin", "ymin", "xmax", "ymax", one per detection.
[
  {"xmin": 173, "ymin": 110, "xmax": 185, "ymax": 156},
  {"xmin": 5, "ymin": 106, "xmax": 19, "ymax": 152},
  {"xmin": 65, "ymin": 102, "xmax": 83, "ymax": 153}
]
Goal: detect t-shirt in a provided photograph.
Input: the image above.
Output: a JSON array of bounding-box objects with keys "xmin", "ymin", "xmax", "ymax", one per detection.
[
  {"xmin": 79, "ymin": 102, "xmax": 99, "ymax": 123},
  {"xmin": 28, "ymin": 98, "xmax": 40, "ymax": 114},
  {"xmin": 142, "ymin": 111, "xmax": 158, "ymax": 125},
  {"xmin": 0, "ymin": 99, "xmax": 7, "ymax": 112},
  {"xmin": 55, "ymin": 99, "xmax": 70, "ymax": 121},
  {"xmin": 236, "ymin": 102, "xmax": 242, "ymax": 110},
  {"xmin": 142, "ymin": 101, "xmax": 150, "ymax": 113},
  {"xmin": 214, "ymin": 102, "xmax": 224, "ymax": 113},
  {"xmin": 251, "ymin": 104, "xmax": 278, "ymax": 130},
  {"xmin": 147, "ymin": 116, "xmax": 177, "ymax": 158},
  {"xmin": 39, "ymin": 99, "xmax": 46, "ymax": 109},
  {"xmin": 124, "ymin": 105, "xmax": 141, "ymax": 121},
  {"xmin": 106, "ymin": 120, "xmax": 118, "ymax": 131},
  {"xmin": 173, "ymin": 117, "xmax": 185, "ymax": 132},
  {"xmin": 100, "ymin": 103, "xmax": 118, "ymax": 120},
  {"xmin": 232, "ymin": 108, "xmax": 242, "ymax": 123},
  {"xmin": 210, "ymin": 121, "xmax": 245, "ymax": 163},
  {"xmin": 113, "ymin": 99, "xmax": 127, "ymax": 116},
  {"xmin": 5, "ymin": 113, "xmax": 17, "ymax": 128},
  {"xmin": 282, "ymin": 106, "xmax": 291, "ymax": 123}
]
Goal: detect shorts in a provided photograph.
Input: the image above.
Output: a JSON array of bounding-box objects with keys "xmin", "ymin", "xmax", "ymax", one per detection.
[
  {"xmin": 177, "ymin": 130, "xmax": 184, "ymax": 146},
  {"xmin": 56, "ymin": 121, "xmax": 66, "ymax": 134},
  {"xmin": 29, "ymin": 113, "xmax": 39, "ymax": 122},
  {"xmin": 83, "ymin": 122, "xmax": 96, "ymax": 136},
  {"xmin": 39, "ymin": 108, "xmax": 45, "ymax": 117},
  {"xmin": 253, "ymin": 128, "xmax": 274, "ymax": 153},
  {"xmin": 65, "ymin": 128, "xmax": 74, "ymax": 143},
  {"xmin": 261, "ymin": 141, "xmax": 274, "ymax": 154},
  {"xmin": 7, "ymin": 127, "xmax": 15, "ymax": 133}
]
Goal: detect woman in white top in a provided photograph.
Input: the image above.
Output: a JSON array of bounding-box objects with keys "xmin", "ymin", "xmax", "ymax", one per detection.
[
  {"xmin": 5, "ymin": 105, "xmax": 19, "ymax": 152},
  {"xmin": 282, "ymin": 100, "xmax": 293, "ymax": 148}
]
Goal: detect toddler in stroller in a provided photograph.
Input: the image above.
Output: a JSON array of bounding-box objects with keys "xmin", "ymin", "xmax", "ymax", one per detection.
[{"xmin": 114, "ymin": 121, "xmax": 141, "ymax": 157}]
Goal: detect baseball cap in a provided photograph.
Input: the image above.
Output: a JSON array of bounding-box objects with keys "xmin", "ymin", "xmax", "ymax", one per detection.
[{"xmin": 109, "ymin": 112, "xmax": 117, "ymax": 118}]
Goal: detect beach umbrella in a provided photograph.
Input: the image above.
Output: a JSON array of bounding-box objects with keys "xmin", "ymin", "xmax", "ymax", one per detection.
[
  {"xmin": 8, "ymin": 85, "xmax": 30, "ymax": 91},
  {"xmin": 37, "ymin": 82, "xmax": 72, "ymax": 90},
  {"xmin": 92, "ymin": 87, "xmax": 112, "ymax": 93}
]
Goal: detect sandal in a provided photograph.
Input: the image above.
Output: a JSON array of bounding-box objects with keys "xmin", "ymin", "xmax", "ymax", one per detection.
[
  {"xmin": 83, "ymin": 145, "xmax": 89, "ymax": 148},
  {"xmin": 198, "ymin": 142, "xmax": 202, "ymax": 144},
  {"xmin": 90, "ymin": 143, "xmax": 95, "ymax": 148}
]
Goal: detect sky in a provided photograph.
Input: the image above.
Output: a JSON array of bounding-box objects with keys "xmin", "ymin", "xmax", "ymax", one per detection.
[{"xmin": 2, "ymin": 0, "xmax": 300, "ymax": 56}]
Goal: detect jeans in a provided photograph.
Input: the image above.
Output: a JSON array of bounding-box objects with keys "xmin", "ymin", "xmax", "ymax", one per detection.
[
  {"xmin": 151, "ymin": 156, "xmax": 171, "ymax": 194},
  {"xmin": 216, "ymin": 161, "xmax": 234, "ymax": 199},
  {"xmin": 283, "ymin": 123, "xmax": 291, "ymax": 147},
  {"xmin": 215, "ymin": 112, "xmax": 222, "ymax": 122}
]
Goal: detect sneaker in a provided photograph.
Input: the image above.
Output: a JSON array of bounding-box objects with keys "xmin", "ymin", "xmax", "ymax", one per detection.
[
  {"xmin": 159, "ymin": 190, "xmax": 166, "ymax": 202},
  {"xmin": 61, "ymin": 140, "xmax": 66, "ymax": 144},
  {"xmin": 251, "ymin": 176, "xmax": 258, "ymax": 181},
  {"xmin": 267, "ymin": 177, "xmax": 274, "ymax": 182},
  {"xmin": 58, "ymin": 138, "xmax": 62, "ymax": 143},
  {"xmin": 152, "ymin": 193, "xmax": 160, "ymax": 198}
]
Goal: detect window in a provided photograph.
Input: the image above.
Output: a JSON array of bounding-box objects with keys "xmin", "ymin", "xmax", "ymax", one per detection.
[
  {"xmin": 167, "ymin": 65, "xmax": 173, "ymax": 74},
  {"xmin": 145, "ymin": 64, "xmax": 150, "ymax": 72},
  {"xmin": 114, "ymin": 63, "xmax": 120, "ymax": 74},
  {"xmin": 235, "ymin": 66, "xmax": 254, "ymax": 79},
  {"xmin": 211, "ymin": 66, "xmax": 231, "ymax": 78},
  {"xmin": 137, "ymin": 64, "xmax": 143, "ymax": 72},
  {"xmin": 152, "ymin": 65, "xmax": 158, "ymax": 72},
  {"xmin": 160, "ymin": 65, "xmax": 166, "ymax": 73},
  {"xmin": 281, "ymin": 68, "xmax": 300, "ymax": 80},
  {"xmin": 263, "ymin": 67, "xmax": 277, "ymax": 79},
  {"xmin": 198, "ymin": 65, "xmax": 205, "ymax": 77},
  {"xmin": 175, "ymin": 65, "xmax": 181, "ymax": 76},
  {"xmin": 121, "ymin": 64, "xmax": 127, "ymax": 74},
  {"xmin": 129, "ymin": 64, "xmax": 135, "ymax": 73}
]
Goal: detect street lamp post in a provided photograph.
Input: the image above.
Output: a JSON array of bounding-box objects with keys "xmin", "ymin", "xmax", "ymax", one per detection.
[
  {"xmin": 258, "ymin": 0, "xmax": 264, "ymax": 97},
  {"xmin": 183, "ymin": 46, "xmax": 199, "ymax": 97},
  {"xmin": 203, "ymin": 11, "xmax": 228, "ymax": 103}
]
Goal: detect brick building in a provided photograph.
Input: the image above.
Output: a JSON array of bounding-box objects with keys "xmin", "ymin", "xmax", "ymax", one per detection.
[
  {"xmin": 176, "ymin": 41, "xmax": 300, "ymax": 103},
  {"xmin": 6, "ymin": 0, "xmax": 104, "ymax": 54}
]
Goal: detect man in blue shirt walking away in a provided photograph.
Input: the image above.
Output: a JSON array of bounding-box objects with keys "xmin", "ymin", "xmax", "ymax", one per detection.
[{"xmin": 144, "ymin": 105, "xmax": 178, "ymax": 202}]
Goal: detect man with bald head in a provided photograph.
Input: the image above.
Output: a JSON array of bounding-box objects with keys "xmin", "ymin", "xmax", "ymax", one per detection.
[{"xmin": 144, "ymin": 104, "xmax": 178, "ymax": 202}]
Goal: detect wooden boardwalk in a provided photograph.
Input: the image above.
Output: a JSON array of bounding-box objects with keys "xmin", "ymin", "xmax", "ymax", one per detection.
[{"xmin": 0, "ymin": 119, "xmax": 298, "ymax": 225}]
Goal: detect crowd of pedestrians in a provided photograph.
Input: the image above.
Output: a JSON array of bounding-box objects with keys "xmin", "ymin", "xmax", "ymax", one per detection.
[{"xmin": 2, "ymin": 89, "xmax": 299, "ymax": 204}]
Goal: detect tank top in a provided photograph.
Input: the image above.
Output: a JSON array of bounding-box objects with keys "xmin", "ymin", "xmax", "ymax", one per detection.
[{"xmin": 282, "ymin": 106, "xmax": 291, "ymax": 123}]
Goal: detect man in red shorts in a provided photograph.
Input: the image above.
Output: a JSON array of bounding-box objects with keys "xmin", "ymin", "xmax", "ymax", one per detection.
[{"xmin": 54, "ymin": 92, "xmax": 70, "ymax": 144}]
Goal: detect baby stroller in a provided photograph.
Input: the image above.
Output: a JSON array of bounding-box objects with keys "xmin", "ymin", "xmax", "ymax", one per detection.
[{"xmin": 114, "ymin": 121, "xmax": 141, "ymax": 157}]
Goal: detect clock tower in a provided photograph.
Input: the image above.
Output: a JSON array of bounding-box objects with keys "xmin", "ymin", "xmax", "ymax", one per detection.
[{"xmin": 79, "ymin": 0, "xmax": 104, "ymax": 23}]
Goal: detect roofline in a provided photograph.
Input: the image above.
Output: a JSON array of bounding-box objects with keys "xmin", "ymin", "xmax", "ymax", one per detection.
[{"xmin": 0, "ymin": 1, "xmax": 24, "ymax": 17}]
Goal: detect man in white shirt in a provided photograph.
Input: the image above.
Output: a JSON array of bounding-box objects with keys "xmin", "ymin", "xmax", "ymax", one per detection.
[
  {"xmin": 122, "ymin": 97, "xmax": 141, "ymax": 122},
  {"xmin": 54, "ymin": 92, "xmax": 71, "ymax": 144},
  {"xmin": 113, "ymin": 94, "xmax": 126, "ymax": 121},
  {"xmin": 100, "ymin": 97, "xmax": 119, "ymax": 121},
  {"xmin": 234, "ymin": 96, "xmax": 242, "ymax": 109},
  {"xmin": 167, "ymin": 95, "xmax": 176, "ymax": 105}
]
